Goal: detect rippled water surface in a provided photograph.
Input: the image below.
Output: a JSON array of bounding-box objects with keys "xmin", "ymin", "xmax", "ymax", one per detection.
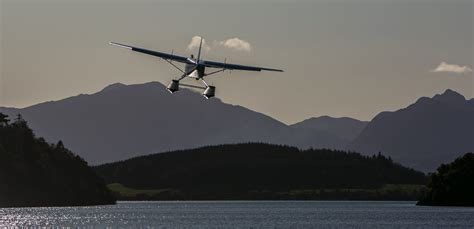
[{"xmin": 1, "ymin": 201, "xmax": 473, "ymax": 228}]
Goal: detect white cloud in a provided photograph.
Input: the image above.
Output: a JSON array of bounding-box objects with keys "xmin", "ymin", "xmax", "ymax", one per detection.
[
  {"xmin": 187, "ymin": 36, "xmax": 253, "ymax": 54},
  {"xmin": 432, "ymin": 62, "xmax": 472, "ymax": 74},
  {"xmin": 218, "ymin": 37, "xmax": 252, "ymax": 52},
  {"xmin": 187, "ymin": 36, "xmax": 211, "ymax": 53}
]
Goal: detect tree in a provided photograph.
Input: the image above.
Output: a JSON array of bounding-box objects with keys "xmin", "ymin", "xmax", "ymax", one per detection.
[
  {"xmin": 0, "ymin": 113, "xmax": 9, "ymax": 126},
  {"xmin": 418, "ymin": 153, "xmax": 474, "ymax": 206},
  {"xmin": 0, "ymin": 114, "xmax": 116, "ymax": 207},
  {"xmin": 14, "ymin": 114, "xmax": 26, "ymax": 125},
  {"xmin": 56, "ymin": 140, "xmax": 65, "ymax": 150}
]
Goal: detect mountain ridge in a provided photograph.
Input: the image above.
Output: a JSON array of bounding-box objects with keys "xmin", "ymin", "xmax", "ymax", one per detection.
[
  {"xmin": 1, "ymin": 82, "xmax": 471, "ymax": 172},
  {"xmin": 348, "ymin": 89, "xmax": 474, "ymax": 172},
  {"xmin": 0, "ymin": 82, "xmax": 301, "ymax": 164},
  {"xmin": 291, "ymin": 116, "xmax": 368, "ymax": 142}
]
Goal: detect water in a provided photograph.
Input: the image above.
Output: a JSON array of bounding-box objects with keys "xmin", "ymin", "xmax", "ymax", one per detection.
[{"xmin": 1, "ymin": 201, "xmax": 473, "ymax": 228}]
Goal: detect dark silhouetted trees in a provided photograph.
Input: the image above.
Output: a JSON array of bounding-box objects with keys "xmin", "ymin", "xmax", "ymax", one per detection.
[
  {"xmin": 95, "ymin": 143, "xmax": 427, "ymax": 200},
  {"xmin": 418, "ymin": 153, "xmax": 474, "ymax": 206},
  {"xmin": 0, "ymin": 113, "xmax": 116, "ymax": 207},
  {"xmin": 0, "ymin": 113, "xmax": 9, "ymax": 126}
]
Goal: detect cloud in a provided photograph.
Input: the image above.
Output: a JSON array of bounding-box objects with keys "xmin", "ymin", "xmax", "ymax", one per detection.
[
  {"xmin": 432, "ymin": 62, "xmax": 472, "ymax": 74},
  {"xmin": 218, "ymin": 37, "xmax": 252, "ymax": 52},
  {"xmin": 187, "ymin": 36, "xmax": 253, "ymax": 54},
  {"xmin": 187, "ymin": 36, "xmax": 211, "ymax": 53}
]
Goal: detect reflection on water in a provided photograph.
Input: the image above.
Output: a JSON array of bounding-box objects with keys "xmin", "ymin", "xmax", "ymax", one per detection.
[{"xmin": 1, "ymin": 201, "xmax": 473, "ymax": 228}]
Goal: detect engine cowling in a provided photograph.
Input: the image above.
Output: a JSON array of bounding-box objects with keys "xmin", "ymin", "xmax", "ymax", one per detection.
[
  {"xmin": 203, "ymin": 86, "xmax": 216, "ymax": 99},
  {"xmin": 167, "ymin": 80, "xmax": 179, "ymax": 93}
]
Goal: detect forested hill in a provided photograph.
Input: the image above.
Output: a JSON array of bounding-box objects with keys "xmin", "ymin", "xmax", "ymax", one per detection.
[
  {"xmin": 95, "ymin": 143, "xmax": 427, "ymax": 200},
  {"xmin": 0, "ymin": 113, "xmax": 115, "ymax": 207},
  {"xmin": 418, "ymin": 153, "xmax": 474, "ymax": 206}
]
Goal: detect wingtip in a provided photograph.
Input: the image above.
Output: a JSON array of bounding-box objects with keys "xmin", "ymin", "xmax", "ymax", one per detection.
[
  {"xmin": 270, "ymin": 69, "xmax": 284, "ymax": 72},
  {"xmin": 109, "ymin": 42, "xmax": 132, "ymax": 50}
]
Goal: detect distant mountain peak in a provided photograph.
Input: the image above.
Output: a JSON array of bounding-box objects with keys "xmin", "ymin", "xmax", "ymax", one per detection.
[
  {"xmin": 433, "ymin": 89, "xmax": 466, "ymax": 104},
  {"xmin": 291, "ymin": 115, "xmax": 368, "ymax": 142},
  {"xmin": 413, "ymin": 96, "xmax": 433, "ymax": 106},
  {"xmin": 101, "ymin": 83, "xmax": 127, "ymax": 92},
  {"xmin": 348, "ymin": 88, "xmax": 474, "ymax": 172},
  {"xmin": 443, "ymin": 89, "xmax": 458, "ymax": 94},
  {"xmin": 296, "ymin": 115, "xmax": 364, "ymax": 124},
  {"xmin": 412, "ymin": 89, "xmax": 467, "ymax": 108},
  {"xmin": 98, "ymin": 81, "xmax": 216, "ymax": 100}
]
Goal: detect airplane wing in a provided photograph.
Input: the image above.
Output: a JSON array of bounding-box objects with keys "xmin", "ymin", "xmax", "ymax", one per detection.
[
  {"xmin": 109, "ymin": 42, "xmax": 191, "ymax": 64},
  {"xmin": 203, "ymin": 60, "xmax": 284, "ymax": 72}
]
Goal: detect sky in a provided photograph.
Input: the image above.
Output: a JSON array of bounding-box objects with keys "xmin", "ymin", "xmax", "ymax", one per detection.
[{"xmin": 0, "ymin": 0, "xmax": 472, "ymax": 124}]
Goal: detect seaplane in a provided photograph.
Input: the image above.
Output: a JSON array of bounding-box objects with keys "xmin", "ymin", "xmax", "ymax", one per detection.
[{"xmin": 109, "ymin": 38, "xmax": 283, "ymax": 98}]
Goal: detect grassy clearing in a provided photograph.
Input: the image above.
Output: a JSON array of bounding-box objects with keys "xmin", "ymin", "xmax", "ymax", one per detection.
[
  {"xmin": 107, "ymin": 183, "xmax": 171, "ymax": 198},
  {"xmin": 107, "ymin": 183, "xmax": 426, "ymax": 201}
]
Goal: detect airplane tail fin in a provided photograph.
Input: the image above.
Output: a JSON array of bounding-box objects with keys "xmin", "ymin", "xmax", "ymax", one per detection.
[{"xmin": 197, "ymin": 37, "xmax": 203, "ymax": 62}]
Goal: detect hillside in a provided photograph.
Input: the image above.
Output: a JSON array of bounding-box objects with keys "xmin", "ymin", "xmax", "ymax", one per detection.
[
  {"xmin": 95, "ymin": 143, "xmax": 427, "ymax": 200},
  {"xmin": 289, "ymin": 116, "xmax": 368, "ymax": 148},
  {"xmin": 291, "ymin": 116, "xmax": 368, "ymax": 141},
  {"xmin": 0, "ymin": 113, "xmax": 115, "ymax": 207},
  {"xmin": 418, "ymin": 153, "xmax": 474, "ymax": 206},
  {"xmin": 348, "ymin": 89, "xmax": 474, "ymax": 172},
  {"xmin": 0, "ymin": 82, "xmax": 357, "ymax": 165}
]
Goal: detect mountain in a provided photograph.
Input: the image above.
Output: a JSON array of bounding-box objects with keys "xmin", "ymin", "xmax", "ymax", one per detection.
[
  {"xmin": 348, "ymin": 89, "xmax": 474, "ymax": 172},
  {"xmin": 0, "ymin": 82, "xmax": 287, "ymax": 164},
  {"xmin": 418, "ymin": 152, "xmax": 474, "ymax": 206},
  {"xmin": 95, "ymin": 143, "xmax": 427, "ymax": 200},
  {"xmin": 291, "ymin": 116, "xmax": 368, "ymax": 142},
  {"xmin": 0, "ymin": 82, "xmax": 362, "ymax": 165},
  {"xmin": 2, "ymin": 83, "xmax": 470, "ymax": 171},
  {"xmin": 282, "ymin": 116, "xmax": 368, "ymax": 150},
  {"xmin": 0, "ymin": 113, "xmax": 115, "ymax": 207}
]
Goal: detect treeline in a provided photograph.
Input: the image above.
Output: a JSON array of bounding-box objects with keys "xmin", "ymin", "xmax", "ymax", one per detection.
[
  {"xmin": 95, "ymin": 143, "xmax": 427, "ymax": 200},
  {"xmin": 418, "ymin": 152, "xmax": 474, "ymax": 206},
  {"xmin": 0, "ymin": 113, "xmax": 115, "ymax": 207}
]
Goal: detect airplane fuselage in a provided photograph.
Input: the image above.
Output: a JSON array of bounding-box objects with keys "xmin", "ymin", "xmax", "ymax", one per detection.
[{"xmin": 185, "ymin": 61, "xmax": 206, "ymax": 79}]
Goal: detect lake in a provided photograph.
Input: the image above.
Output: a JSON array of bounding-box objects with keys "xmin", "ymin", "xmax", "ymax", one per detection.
[{"xmin": 1, "ymin": 201, "xmax": 473, "ymax": 228}]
